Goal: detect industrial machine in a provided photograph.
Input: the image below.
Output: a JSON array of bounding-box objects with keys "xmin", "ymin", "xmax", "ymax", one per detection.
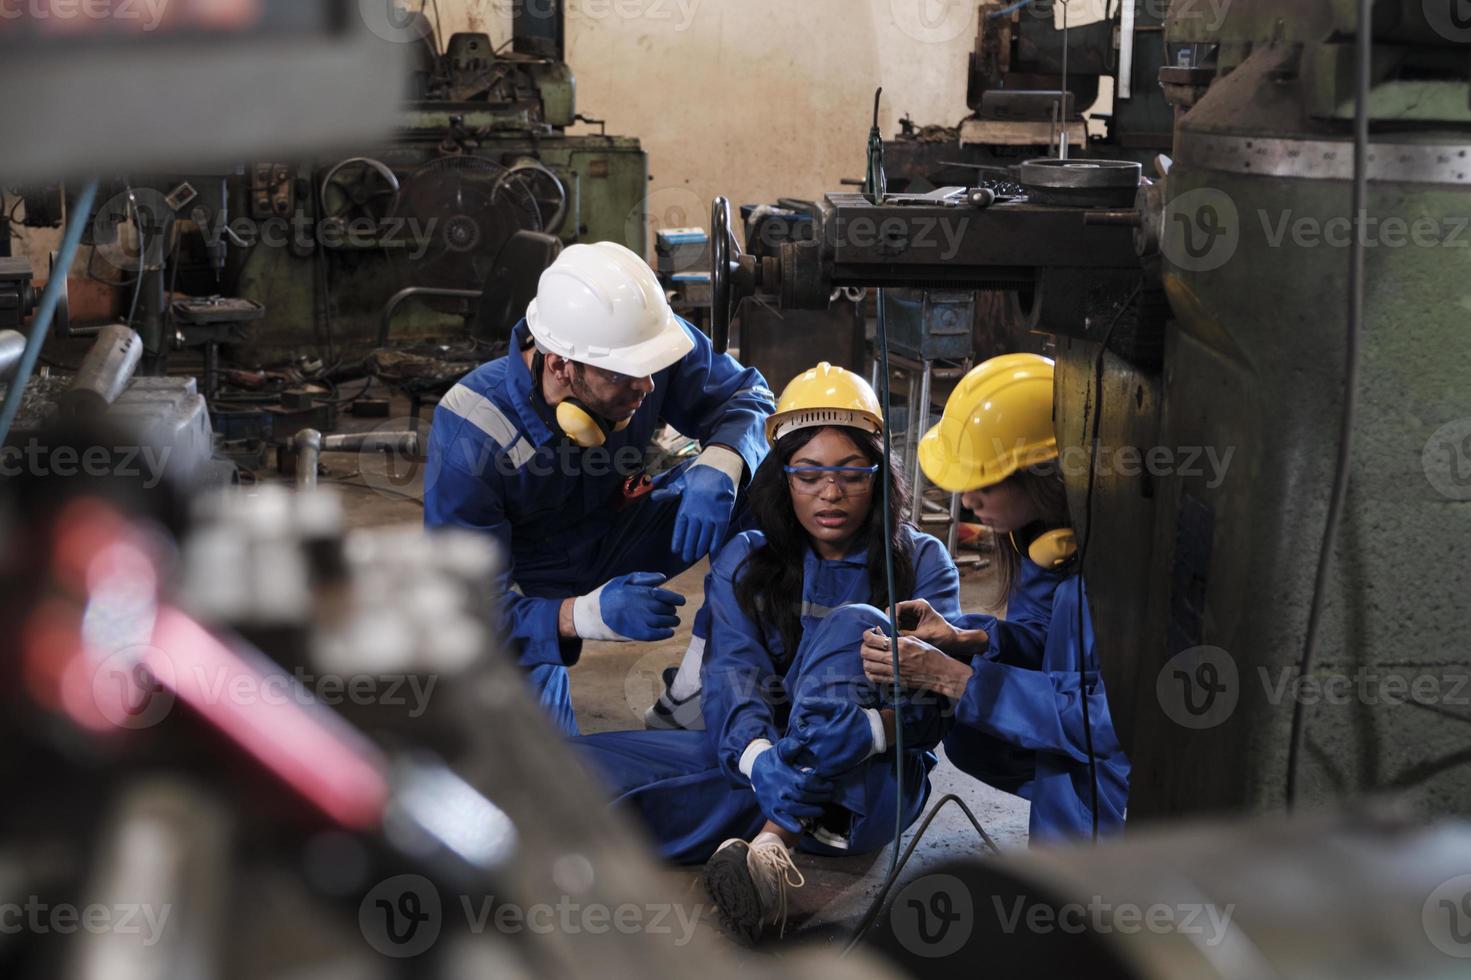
[
  {"xmin": 885, "ymin": 0, "xmax": 1176, "ymax": 193},
  {"xmin": 234, "ymin": 4, "xmax": 647, "ymax": 363},
  {"xmin": 12, "ymin": 1, "xmax": 645, "ymax": 369},
  {"xmin": 710, "ymin": 0, "xmax": 1471, "ymax": 824}
]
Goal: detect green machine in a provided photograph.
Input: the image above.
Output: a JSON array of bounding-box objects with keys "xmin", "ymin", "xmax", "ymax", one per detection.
[
  {"xmin": 228, "ymin": 4, "xmax": 647, "ymax": 363},
  {"xmin": 1060, "ymin": 0, "xmax": 1471, "ymax": 821}
]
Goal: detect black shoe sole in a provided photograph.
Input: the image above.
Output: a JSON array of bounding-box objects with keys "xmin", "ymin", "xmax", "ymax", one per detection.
[{"xmin": 702, "ymin": 842, "xmax": 763, "ymax": 946}]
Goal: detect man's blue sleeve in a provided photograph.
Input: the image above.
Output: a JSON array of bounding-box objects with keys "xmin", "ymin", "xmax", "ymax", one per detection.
[
  {"xmin": 425, "ymin": 415, "xmax": 582, "ymax": 669},
  {"xmin": 658, "ymin": 318, "xmax": 776, "ymax": 481},
  {"xmin": 699, "ymin": 537, "xmax": 781, "ymax": 784}
]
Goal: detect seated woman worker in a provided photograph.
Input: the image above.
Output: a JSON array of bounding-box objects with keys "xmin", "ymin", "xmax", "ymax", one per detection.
[
  {"xmin": 861, "ymin": 353, "xmax": 1130, "ymax": 842},
  {"xmin": 572, "ymin": 363, "xmax": 961, "ymax": 944}
]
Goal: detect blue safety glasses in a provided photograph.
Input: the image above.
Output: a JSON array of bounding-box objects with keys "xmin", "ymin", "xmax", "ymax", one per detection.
[{"xmin": 784, "ymin": 465, "xmax": 880, "ymax": 495}]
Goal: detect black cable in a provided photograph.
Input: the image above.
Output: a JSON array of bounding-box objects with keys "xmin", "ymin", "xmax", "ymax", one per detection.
[
  {"xmin": 842, "ymin": 793, "xmax": 999, "ymax": 953},
  {"xmin": 1077, "ymin": 282, "xmax": 1142, "ymax": 842},
  {"xmin": 874, "ymin": 286, "xmax": 906, "ymax": 887},
  {"xmin": 1285, "ymin": 0, "xmax": 1369, "ymax": 810}
]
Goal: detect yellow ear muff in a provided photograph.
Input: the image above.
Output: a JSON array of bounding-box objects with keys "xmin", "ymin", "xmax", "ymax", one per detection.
[
  {"xmin": 555, "ymin": 399, "xmax": 632, "ymax": 448},
  {"xmin": 557, "ymin": 399, "xmax": 607, "ymax": 448},
  {"xmin": 1027, "ymin": 528, "xmax": 1078, "ymax": 569}
]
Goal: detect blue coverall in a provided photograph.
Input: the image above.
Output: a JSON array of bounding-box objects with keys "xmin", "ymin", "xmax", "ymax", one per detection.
[
  {"xmin": 425, "ymin": 318, "xmax": 774, "ymax": 735},
  {"xmin": 572, "ymin": 525, "xmax": 962, "ymax": 863},
  {"xmin": 943, "ymin": 560, "xmax": 1130, "ymax": 840}
]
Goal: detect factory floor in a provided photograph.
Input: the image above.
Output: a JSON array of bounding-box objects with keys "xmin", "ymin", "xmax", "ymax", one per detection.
[{"xmin": 299, "ymin": 400, "xmax": 1031, "ymax": 953}]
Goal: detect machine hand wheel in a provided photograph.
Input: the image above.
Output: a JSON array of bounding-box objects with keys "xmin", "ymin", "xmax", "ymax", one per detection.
[
  {"xmin": 710, "ymin": 195, "xmax": 744, "ymax": 355},
  {"xmin": 319, "ymin": 157, "xmax": 402, "ymax": 230}
]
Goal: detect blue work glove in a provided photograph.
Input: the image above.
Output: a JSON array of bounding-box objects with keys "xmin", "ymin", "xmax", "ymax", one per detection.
[
  {"xmin": 780, "ymin": 698, "xmax": 885, "ymax": 778},
  {"xmin": 571, "ymin": 572, "xmax": 686, "ymax": 642},
  {"xmin": 650, "ymin": 446, "xmax": 743, "ymax": 564},
  {"xmin": 748, "ymin": 739, "xmax": 835, "ymax": 834}
]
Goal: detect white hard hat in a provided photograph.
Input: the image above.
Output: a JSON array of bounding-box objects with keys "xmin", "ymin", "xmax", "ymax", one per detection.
[{"xmin": 525, "ymin": 241, "xmax": 694, "ymax": 378}]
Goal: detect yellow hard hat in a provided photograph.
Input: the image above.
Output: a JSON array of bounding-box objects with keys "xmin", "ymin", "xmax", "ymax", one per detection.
[
  {"xmin": 766, "ymin": 362, "xmax": 884, "ymax": 444},
  {"xmin": 918, "ymin": 353, "xmax": 1058, "ymax": 492}
]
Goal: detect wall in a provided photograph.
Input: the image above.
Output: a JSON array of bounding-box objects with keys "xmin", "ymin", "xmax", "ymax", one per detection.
[{"xmin": 437, "ymin": 0, "xmax": 989, "ymax": 249}]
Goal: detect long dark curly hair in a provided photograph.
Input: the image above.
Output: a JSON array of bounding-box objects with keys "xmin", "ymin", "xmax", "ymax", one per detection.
[{"xmin": 733, "ymin": 425, "xmax": 916, "ymax": 662}]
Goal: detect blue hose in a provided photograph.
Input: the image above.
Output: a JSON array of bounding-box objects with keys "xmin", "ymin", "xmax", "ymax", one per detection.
[
  {"xmin": 987, "ymin": 0, "xmax": 1036, "ymax": 18},
  {"xmin": 0, "ymin": 179, "xmax": 101, "ymax": 446}
]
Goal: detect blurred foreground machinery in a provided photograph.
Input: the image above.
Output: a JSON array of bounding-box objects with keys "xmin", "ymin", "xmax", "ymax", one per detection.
[
  {"xmin": 866, "ymin": 809, "xmax": 1471, "ymax": 978},
  {"xmin": 0, "ymin": 472, "xmax": 895, "ymax": 979}
]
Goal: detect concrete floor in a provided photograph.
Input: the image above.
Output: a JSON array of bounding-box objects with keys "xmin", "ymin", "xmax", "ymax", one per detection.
[{"xmin": 287, "ymin": 398, "xmax": 1031, "ymax": 951}]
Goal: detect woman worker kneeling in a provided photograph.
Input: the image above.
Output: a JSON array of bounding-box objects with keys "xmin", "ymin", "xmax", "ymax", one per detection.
[
  {"xmin": 862, "ymin": 353, "xmax": 1130, "ymax": 841},
  {"xmin": 573, "ymin": 363, "xmax": 961, "ymax": 943}
]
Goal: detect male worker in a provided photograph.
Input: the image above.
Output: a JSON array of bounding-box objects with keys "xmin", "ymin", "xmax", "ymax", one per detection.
[{"xmin": 426, "ymin": 241, "xmax": 774, "ymax": 735}]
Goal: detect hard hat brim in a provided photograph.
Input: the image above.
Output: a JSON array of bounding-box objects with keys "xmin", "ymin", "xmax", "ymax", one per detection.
[
  {"xmin": 527, "ymin": 306, "xmax": 695, "ymax": 378},
  {"xmin": 766, "ymin": 409, "xmax": 883, "ymax": 445}
]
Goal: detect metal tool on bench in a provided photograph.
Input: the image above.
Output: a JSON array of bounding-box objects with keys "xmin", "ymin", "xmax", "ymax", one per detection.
[{"xmin": 171, "ymin": 296, "xmax": 267, "ymax": 402}]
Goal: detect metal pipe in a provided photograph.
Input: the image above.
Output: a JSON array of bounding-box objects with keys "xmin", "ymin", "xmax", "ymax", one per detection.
[
  {"xmin": 295, "ymin": 428, "xmax": 323, "ymax": 488},
  {"xmin": 911, "ymin": 360, "xmax": 932, "ymax": 524},
  {"xmin": 295, "ymin": 428, "xmax": 420, "ymax": 489},
  {"xmin": 322, "ymin": 431, "xmax": 420, "ymax": 455},
  {"xmin": 379, "ymin": 287, "xmax": 483, "ymax": 347},
  {"xmin": 0, "ymin": 330, "xmax": 26, "ymax": 382},
  {"xmin": 61, "ymin": 323, "xmax": 143, "ymax": 415}
]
